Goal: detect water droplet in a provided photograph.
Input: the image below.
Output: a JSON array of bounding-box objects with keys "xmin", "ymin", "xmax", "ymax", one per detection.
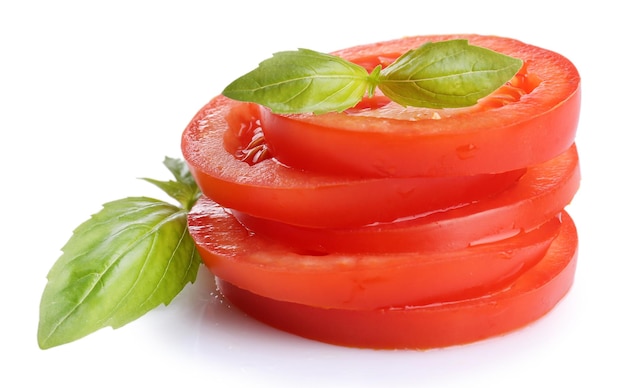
[{"xmin": 456, "ymin": 143, "xmax": 478, "ymax": 160}]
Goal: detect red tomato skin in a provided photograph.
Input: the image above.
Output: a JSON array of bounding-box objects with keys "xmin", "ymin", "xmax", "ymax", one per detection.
[
  {"xmin": 182, "ymin": 96, "xmax": 525, "ymax": 228},
  {"xmin": 231, "ymin": 145, "xmax": 580, "ymax": 254},
  {"xmin": 182, "ymin": 34, "xmax": 582, "ymax": 350},
  {"xmin": 215, "ymin": 212, "xmax": 578, "ymax": 349},
  {"xmin": 260, "ymin": 35, "xmax": 581, "ymax": 177},
  {"xmin": 189, "ymin": 195, "xmax": 562, "ymax": 310}
]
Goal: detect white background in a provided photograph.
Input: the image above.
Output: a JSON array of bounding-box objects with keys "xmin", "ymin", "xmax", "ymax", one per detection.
[{"xmin": 2, "ymin": 1, "xmax": 624, "ymax": 387}]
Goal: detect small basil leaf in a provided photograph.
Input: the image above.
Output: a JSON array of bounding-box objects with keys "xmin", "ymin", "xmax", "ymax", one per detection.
[
  {"xmin": 37, "ymin": 197, "xmax": 201, "ymax": 349},
  {"xmin": 379, "ymin": 39, "xmax": 523, "ymax": 108},
  {"xmin": 163, "ymin": 156, "xmax": 197, "ymax": 188},
  {"xmin": 222, "ymin": 48, "xmax": 370, "ymax": 114},
  {"xmin": 141, "ymin": 157, "xmax": 200, "ymax": 211}
]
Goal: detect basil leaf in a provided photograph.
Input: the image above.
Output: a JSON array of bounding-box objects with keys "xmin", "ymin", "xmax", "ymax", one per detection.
[
  {"xmin": 222, "ymin": 48, "xmax": 371, "ymax": 114},
  {"xmin": 378, "ymin": 39, "xmax": 523, "ymax": 108},
  {"xmin": 163, "ymin": 156, "xmax": 197, "ymax": 188},
  {"xmin": 141, "ymin": 157, "xmax": 200, "ymax": 211},
  {"xmin": 37, "ymin": 197, "xmax": 201, "ymax": 349}
]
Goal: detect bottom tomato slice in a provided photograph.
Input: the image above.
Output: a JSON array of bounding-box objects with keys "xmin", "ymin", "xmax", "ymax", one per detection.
[
  {"xmin": 216, "ymin": 211, "xmax": 578, "ymax": 349},
  {"xmin": 189, "ymin": 196, "xmax": 561, "ymax": 310}
]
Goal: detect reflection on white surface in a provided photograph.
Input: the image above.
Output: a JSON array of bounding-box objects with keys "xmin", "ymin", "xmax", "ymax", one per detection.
[{"xmin": 144, "ymin": 267, "xmax": 583, "ymax": 387}]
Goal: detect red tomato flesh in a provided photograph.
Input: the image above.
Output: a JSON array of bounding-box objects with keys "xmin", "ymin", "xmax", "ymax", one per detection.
[
  {"xmin": 231, "ymin": 145, "xmax": 579, "ymax": 254},
  {"xmin": 190, "ymin": 196, "xmax": 561, "ymax": 310},
  {"xmin": 216, "ymin": 211, "xmax": 578, "ymax": 349},
  {"xmin": 260, "ymin": 35, "xmax": 581, "ymax": 177},
  {"xmin": 183, "ymin": 34, "xmax": 581, "ymax": 349},
  {"xmin": 182, "ymin": 96, "xmax": 525, "ymax": 228}
]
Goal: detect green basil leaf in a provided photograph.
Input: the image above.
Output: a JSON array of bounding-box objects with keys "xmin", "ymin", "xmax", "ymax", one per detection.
[
  {"xmin": 141, "ymin": 157, "xmax": 200, "ymax": 211},
  {"xmin": 37, "ymin": 197, "xmax": 201, "ymax": 349},
  {"xmin": 379, "ymin": 39, "xmax": 523, "ymax": 108},
  {"xmin": 163, "ymin": 156, "xmax": 197, "ymax": 187},
  {"xmin": 222, "ymin": 48, "xmax": 371, "ymax": 114}
]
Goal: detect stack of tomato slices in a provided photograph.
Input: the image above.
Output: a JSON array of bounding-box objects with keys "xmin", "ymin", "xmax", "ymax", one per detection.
[{"xmin": 182, "ymin": 34, "xmax": 581, "ymax": 349}]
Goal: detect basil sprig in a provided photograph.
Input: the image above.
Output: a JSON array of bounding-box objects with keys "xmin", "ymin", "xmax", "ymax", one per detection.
[
  {"xmin": 37, "ymin": 157, "xmax": 202, "ymax": 349},
  {"xmin": 223, "ymin": 39, "xmax": 523, "ymax": 114}
]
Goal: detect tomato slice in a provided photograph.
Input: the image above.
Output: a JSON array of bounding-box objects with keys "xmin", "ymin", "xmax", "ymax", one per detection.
[
  {"xmin": 183, "ymin": 34, "xmax": 581, "ymax": 349},
  {"xmin": 189, "ymin": 194, "xmax": 562, "ymax": 310},
  {"xmin": 182, "ymin": 95, "xmax": 525, "ymax": 228},
  {"xmin": 260, "ymin": 34, "xmax": 581, "ymax": 177},
  {"xmin": 216, "ymin": 211, "xmax": 578, "ymax": 349},
  {"xmin": 231, "ymin": 145, "xmax": 580, "ymax": 254}
]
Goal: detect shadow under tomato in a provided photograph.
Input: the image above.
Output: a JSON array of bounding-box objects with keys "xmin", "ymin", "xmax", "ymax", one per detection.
[{"xmin": 156, "ymin": 263, "xmax": 578, "ymax": 387}]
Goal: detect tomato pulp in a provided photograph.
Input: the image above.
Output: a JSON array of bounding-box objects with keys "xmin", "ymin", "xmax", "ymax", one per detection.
[{"xmin": 182, "ymin": 34, "xmax": 581, "ymax": 349}]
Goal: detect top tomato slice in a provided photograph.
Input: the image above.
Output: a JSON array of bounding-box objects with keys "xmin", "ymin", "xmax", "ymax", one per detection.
[{"xmin": 260, "ymin": 34, "xmax": 581, "ymax": 177}]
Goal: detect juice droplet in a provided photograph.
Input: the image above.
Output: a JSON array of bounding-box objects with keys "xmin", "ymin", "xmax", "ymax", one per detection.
[{"xmin": 456, "ymin": 144, "xmax": 477, "ymax": 160}]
